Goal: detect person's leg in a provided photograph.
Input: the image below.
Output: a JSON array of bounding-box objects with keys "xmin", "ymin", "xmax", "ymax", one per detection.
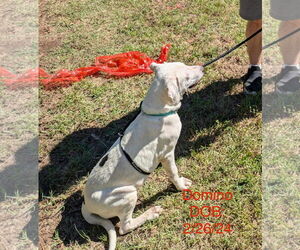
[
  {"xmin": 279, "ymin": 20, "xmax": 300, "ymax": 66},
  {"xmin": 239, "ymin": 0, "xmax": 262, "ymax": 95},
  {"xmin": 246, "ymin": 19, "xmax": 262, "ymax": 65},
  {"xmin": 243, "ymin": 19, "xmax": 263, "ymax": 95},
  {"xmin": 270, "ymin": 0, "xmax": 300, "ymax": 94},
  {"xmin": 275, "ymin": 19, "xmax": 300, "ymax": 94}
]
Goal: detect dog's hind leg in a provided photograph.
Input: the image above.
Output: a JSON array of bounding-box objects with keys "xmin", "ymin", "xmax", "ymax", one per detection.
[{"xmin": 118, "ymin": 194, "xmax": 163, "ymax": 235}]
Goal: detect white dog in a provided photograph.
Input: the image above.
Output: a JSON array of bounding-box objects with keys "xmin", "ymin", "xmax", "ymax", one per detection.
[{"xmin": 82, "ymin": 62, "xmax": 204, "ymax": 250}]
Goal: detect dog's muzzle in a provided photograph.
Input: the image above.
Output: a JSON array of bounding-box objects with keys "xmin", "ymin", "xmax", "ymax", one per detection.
[{"xmin": 188, "ymin": 67, "xmax": 204, "ymax": 89}]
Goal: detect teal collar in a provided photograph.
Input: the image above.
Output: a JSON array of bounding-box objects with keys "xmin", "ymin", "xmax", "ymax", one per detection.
[{"xmin": 142, "ymin": 109, "xmax": 177, "ymax": 117}]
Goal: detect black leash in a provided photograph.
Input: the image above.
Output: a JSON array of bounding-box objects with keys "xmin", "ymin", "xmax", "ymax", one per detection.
[
  {"xmin": 203, "ymin": 28, "xmax": 262, "ymax": 68},
  {"xmin": 203, "ymin": 27, "xmax": 300, "ymax": 67},
  {"xmin": 116, "ymin": 26, "xmax": 300, "ymax": 176},
  {"xmin": 262, "ymin": 27, "xmax": 300, "ymax": 50}
]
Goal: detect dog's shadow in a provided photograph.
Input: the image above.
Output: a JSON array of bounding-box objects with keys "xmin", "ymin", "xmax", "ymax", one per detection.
[{"xmin": 39, "ymin": 77, "xmax": 261, "ymax": 246}]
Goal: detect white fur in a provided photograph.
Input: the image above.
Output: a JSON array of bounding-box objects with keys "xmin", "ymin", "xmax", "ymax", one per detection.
[{"xmin": 82, "ymin": 62, "xmax": 204, "ymax": 250}]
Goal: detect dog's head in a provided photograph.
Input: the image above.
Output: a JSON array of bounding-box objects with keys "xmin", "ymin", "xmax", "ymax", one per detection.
[{"xmin": 150, "ymin": 62, "xmax": 204, "ymax": 106}]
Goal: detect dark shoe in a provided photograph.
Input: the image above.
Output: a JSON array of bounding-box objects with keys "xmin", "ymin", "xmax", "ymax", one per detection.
[
  {"xmin": 243, "ymin": 66, "xmax": 262, "ymax": 95},
  {"xmin": 275, "ymin": 66, "xmax": 300, "ymax": 95}
]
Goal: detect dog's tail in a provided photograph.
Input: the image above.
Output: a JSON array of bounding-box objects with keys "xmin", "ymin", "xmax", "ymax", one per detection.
[{"xmin": 81, "ymin": 202, "xmax": 117, "ymax": 250}]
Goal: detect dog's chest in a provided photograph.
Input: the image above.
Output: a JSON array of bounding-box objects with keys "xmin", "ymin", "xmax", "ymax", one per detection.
[{"xmin": 122, "ymin": 114, "xmax": 181, "ymax": 169}]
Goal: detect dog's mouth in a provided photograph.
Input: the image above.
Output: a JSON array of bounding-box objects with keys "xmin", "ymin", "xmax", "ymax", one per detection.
[
  {"xmin": 188, "ymin": 70, "xmax": 204, "ymax": 89},
  {"xmin": 188, "ymin": 82, "xmax": 198, "ymax": 89}
]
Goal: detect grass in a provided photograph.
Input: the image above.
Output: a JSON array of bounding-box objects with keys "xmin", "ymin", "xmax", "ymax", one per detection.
[
  {"xmin": 262, "ymin": 81, "xmax": 300, "ymax": 249},
  {"xmin": 262, "ymin": 19, "xmax": 300, "ymax": 249},
  {"xmin": 39, "ymin": 0, "xmax": 262, "ymax": 249}
]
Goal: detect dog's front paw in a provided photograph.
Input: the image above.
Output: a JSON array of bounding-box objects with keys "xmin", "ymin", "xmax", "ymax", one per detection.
[
  {"xmin": 174, "ymin": 177, "xmax": 192, "ymax": 191},
  {"xmin": 145, "ymin": 206, "xmax": 163, "ymax": 220}
]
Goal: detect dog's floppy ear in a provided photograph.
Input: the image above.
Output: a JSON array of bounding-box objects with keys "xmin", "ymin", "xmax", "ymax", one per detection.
[
  {"xmin": 150, "ymin": 62, "xmax": 160, "ymax": 72},
  {"xmin": 164, "ymin": 76, "xmax": 181, "ymax": 105}
]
